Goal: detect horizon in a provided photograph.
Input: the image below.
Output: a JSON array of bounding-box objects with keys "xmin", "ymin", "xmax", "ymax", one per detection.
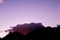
[
  {"xmin": 0, "ymin": 22, "xmax": 60, "ymax": 38},
  {"xmin": 0, "ymin": 0, "xmax": 60, "ymax": 38},
  {"xmin": 0, "ymin": 23, "xmax": 60, "ymax": 38}
]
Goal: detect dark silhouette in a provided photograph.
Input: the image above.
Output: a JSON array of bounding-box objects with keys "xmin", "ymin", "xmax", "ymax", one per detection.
[
  {"xmin": 1, "ymin": 23, "xmax": 60, "ymax": 40},
  {"xmin": 2, "ymin": 32, "xmax": 25, "ymax": 40},
  {"xmin": 0, "ymin": 38, "xmax": 1, "ymax": 40}
]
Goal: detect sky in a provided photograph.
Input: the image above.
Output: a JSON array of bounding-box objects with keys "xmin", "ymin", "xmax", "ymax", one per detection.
[{"xmin": 0, "ymin": 0, "xmax": 60, "ymax": 38}]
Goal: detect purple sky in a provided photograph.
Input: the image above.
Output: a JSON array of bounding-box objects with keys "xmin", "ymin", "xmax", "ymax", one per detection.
[{"xmin": 0, "ymin": 0, "xmax": 60, "ymax": 32}]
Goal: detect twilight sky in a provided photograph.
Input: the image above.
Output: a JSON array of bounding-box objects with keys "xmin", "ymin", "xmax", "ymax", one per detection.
[{"xmin": 0, "ymin": 0, "xmax": 60, "ymax": 38}]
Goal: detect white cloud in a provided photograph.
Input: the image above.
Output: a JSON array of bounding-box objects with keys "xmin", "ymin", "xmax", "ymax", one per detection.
[{"xmin": 0, "ymin": 30, "xmax": 9, "ymax": 38}]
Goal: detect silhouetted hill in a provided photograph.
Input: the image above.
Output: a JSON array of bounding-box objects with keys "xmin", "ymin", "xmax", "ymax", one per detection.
[
  {"xmin": 1, "ymin": 23, "xmax": 60, "ymax": 40},
  {"xmin": 2, "ymin": 27, "xmax": 60, "ymax": 40},
  {"xmin": 2, "ymin": 32, "xmax": 25, "ymax": 40},
  {"xmin": 27, "ymin": 27, "xmax": 60, "ymax": 40}
]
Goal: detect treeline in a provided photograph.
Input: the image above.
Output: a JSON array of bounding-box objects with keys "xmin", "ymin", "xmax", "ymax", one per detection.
[{"xmin": 0, "ymin": 23, "xmax": 60, "ymax": 40}]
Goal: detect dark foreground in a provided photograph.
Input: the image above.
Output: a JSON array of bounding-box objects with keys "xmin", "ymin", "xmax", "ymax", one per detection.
[
  {"xmin": 0, "ymin": 23, "xmax": 60, "ymax": 40},
  {"xmin": 1, "ymin": 27, "xmax": 60, "ymax": 40}
]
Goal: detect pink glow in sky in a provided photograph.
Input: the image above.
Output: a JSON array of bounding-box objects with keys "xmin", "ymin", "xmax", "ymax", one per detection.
[
  {"xmin": 0, "ymin": 0, "xmax": 4, "ymax": 4},
  {"xmin": 0, "ymin": 0, "xmax": 60, "ymax": 38}
]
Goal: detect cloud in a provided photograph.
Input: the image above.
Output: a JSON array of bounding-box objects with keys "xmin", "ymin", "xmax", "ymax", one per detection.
[
  {"xmin": 0, "ymin": 0, "xmax": 4, "ymax": 4},
  {"xmin": 0, "ymin": 30, "xmax": 9, "ymax": 38},
  {"xmin": 5, "ymin": 23, "xmax": 44, "ymax": 35}
]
